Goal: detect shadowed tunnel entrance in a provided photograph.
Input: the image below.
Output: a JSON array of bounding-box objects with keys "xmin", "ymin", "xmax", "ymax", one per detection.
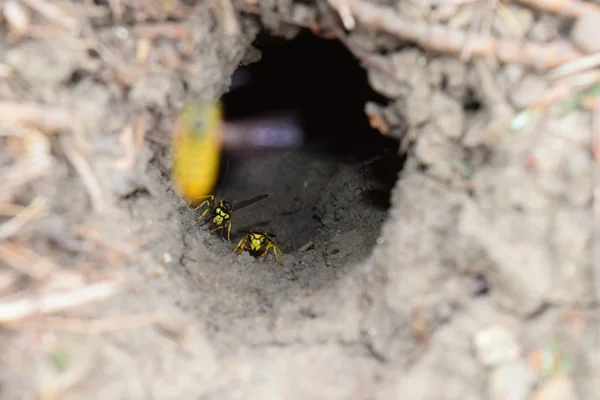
[{"xmin": 205, "ymin": 30, "xmax": 405, "ymax": 262}]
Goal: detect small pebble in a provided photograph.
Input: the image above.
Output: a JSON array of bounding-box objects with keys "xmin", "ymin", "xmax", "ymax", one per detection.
[
  {"xmin": 531, "ymin": 375, "xmax": 579, "ymax": 400},
  {"xmin": 488, "ymin": 361, "xmax": 533, "ymax": 400},
  {"xmin": 571, "ymin": 14, "xmax": 600, "ymax": 53},
  {"xmin": 473, "ymin": 324, "xmax": 521, "ymax": 367},
  {"xmin": 162, "ymin": 252, "xmax": 172, "ymax": 264},
  {"xmin": 509, "ymin": 74, "xmax": 547, "ymax": 109}
]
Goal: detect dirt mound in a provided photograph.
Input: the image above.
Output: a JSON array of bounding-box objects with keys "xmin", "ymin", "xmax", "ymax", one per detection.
[{"xmin": 0, "ymin": 0, "xmax": 597, "ymax": 399}]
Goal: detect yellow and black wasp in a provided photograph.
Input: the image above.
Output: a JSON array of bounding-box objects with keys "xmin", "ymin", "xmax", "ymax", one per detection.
[
  {"xmin": 170, "ymin": 100, "xmax": 303, "ymax": 205},
  {"xmin": 194, "ymin": 194, "xmax": 269, "ymax": 241},
  {"xmin": 230, "ymin": 228, "xmax": 284, "ymax": 267}
]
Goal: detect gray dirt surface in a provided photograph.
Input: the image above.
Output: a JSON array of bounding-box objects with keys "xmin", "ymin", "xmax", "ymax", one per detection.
[{"xmin": 0, "ymin": 0, "xmax": 597, "ymax": 399}]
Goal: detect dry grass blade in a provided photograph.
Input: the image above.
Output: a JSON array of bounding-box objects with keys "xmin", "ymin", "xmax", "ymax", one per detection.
[
  {"xmin": 59, "ymin": 135, "xmax": 108, "ymax": 215},
  {"xmin": 297, "ymin": 240, "xmax": 314, "ymax": 252},
  {"xmin": 1, "ymin": 128, "xmax": 52, "ymax": 202},
  {"xmin": 0, "ymin": 279, "xmax": 122, "ymax": 323},
  {"xmin": 329, "ymin": 0, "xmax": 356, "ymax": 30},
  {"xmin": 212, "ymin": 0, "xmax": 240, "ymax": 36},
  {"xmin": 111, "ymin": 124, "xmax": 136, "ymax": 171},
  {"xmin": 547, "ymin": 53, "xmax": 600, "ymax": 81},
  {"xmin": 460, "ymin": 0, "xmax": 498, "ymax": 63},
  {"xmin": 0, "ymin": 241, "xmax": 57, "ymax": 280},
  {"xmin": 19, "ymin": 0, "xmax": 79, "ymax": 31},
  {"xmin": 0, "ymin": 197, "xmax": 47, "ymax": 240},
  {"xmin": 0, "ymin": 203, "xmax": 31, "ymax": 216},
  {"xmin": 532, "ymin": 69, "xmax": 600, "ymax": 109},
  {"xmin": 0, "ymin": 102, "xmax": 74, "ymax": 135},
  {"xmin": 3, "ymin": 0, "xmax": 31, "ymax": 40},
  {"xmin": 517, "ymin": 0, "xmax": 600, "ymax": 18},
  {"xmin": 346, "ymin": 0, "xmax": 582, "ymax": 70},
  {"xmin": 318, "ymin": 1, "xmax": 413, "ymax": 90}
]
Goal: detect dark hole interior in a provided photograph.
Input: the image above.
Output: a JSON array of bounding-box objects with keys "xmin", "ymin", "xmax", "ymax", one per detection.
[{"xmin": 202, "ymin": 30, "xmax": 404, "ymax": 263}]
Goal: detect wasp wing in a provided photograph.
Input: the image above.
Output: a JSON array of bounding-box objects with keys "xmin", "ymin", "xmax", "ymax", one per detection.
[{"xmin": 232, "ymin": 194, "xmax": 269, "ymax": 212}]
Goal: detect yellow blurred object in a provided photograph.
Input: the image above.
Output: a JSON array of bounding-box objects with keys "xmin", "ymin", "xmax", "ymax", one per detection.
[
  {"xmin": 170, "ymin": 101, "xmax": 223, "ymax": 205},
  {"xmin": 170, "ymin": 98, "xmax": 304, "ymax": 205}
]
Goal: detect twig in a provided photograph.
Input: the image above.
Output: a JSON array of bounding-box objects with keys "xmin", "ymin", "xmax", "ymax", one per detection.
[
  {"xmin": 111, "ymin": 124, "xmax": 137, "ymax": 171},
  {"xmin": 1, "ymin": 128, "xmax": 52, "ymax": 202},
  {"xmin": 364, "ymin": 102, "xmax": 390, "ymax": 134},
  {"xmin": 134, "ymin": 118, "xmax": 145, "ymax": 148},
  {"xmin": 0, "ymin": 102, "xmax": 75, "ymax": 135},
  {"xmin": 0, "ymin": 241, "xmax": 57, "ymax": 280},
  {"xmin": 547, "ymin": 53, "xmax": 600, "ymax": 81},
  {"xmin": 0, "ymin": 197, "xmax": 47, "ymax": 240},
  {"xmin": 3, "ymin": 0, "xmax": 31, "ymax": 40},
  {"xmin": 0, "ymin": 203, "xmax": 28, "ymax": 216},
  {"xmin": 234, "ymin": 2, "xmax": 313, "ymax": 29},
  {"xmin": 136, "ymin": 38, "xmax": 151, "ymax": 64},
  {"xmin": 212, "ymin": 0, "xmax": 241, "ymax": 36},
  {"xmin": 411, "ymin": 297, "xmax": 428, "ymax": 346},
  {"xmin": 98, "ymin": 22, "xmax": 190, "ymax": 41},
  {"xmin": 108, "ymin": 0, "xmax": 124, "ymax": 21},
  {"xmin": 517, "ymin": 0, "xmax": 600, "ymax": 19},
  {"xmin": 460, "ymin": 0, "xmax": 498, "ymax": 63},
  {"xmin": 532, "ymin": 69, "xmax": 600, "ymax": 109},
  {"xmin": 0, "ymin": 280, "xmax": 122, "ymax": 323},
  {"xmin": 347, "ymin": 0, "xmax": 582, "ymax": 70},
  {"xmin": 297, "ymin": 240, "xmax": 314, "ymax": 252},
  {"xmin": 319, "ymin": 0, "xmax": 413, "ymax": 90},
  {"xmin": 329, "ymin": 0, "xmax": 356, "ymax": 30},
  {"xmin": 19, "ymin": 0, "xmax": 79, "ymax": 31},
  {"xmin": 59, "ymin": 135, "xmax": 108, "ymax": 215}
]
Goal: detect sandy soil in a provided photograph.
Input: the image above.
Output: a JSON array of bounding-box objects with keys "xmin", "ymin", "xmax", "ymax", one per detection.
[{"xmin": 0, "ymin": 0, "xmax": 598, "ymax": 399}]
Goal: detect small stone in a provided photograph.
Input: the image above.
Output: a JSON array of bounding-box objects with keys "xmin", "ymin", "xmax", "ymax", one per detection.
[
  {"xmin": 571, "ymin": 13, "xmax": 600, "ymax": 53},
  {"xmin": 502, "ymin": 64, "xmax": 524, "ymax": 86},
  {"xmin": 162, "ymin": 252, "xmax": 172, "ymax": 264},
  {"xmin": 492, "ymin": 5, "xmax": 533, "ymax": 39},
  {"xmin": 488, "ymin": 361, "xmax": 533, "ymax": 400},
  {"xmin": 431, "ymin": 92, "xmax": 464, "ymax": 139},
  {"xmin": 530, "ymin": 14, "xmax": 559, "ymax": 42},
  {"xmin": 531, "ymin": 375, "xmax": 579, "ymax": 400},
  {"xmin": 509, "ymin": 74, "xmax": 547, "ymax": 109},
  {"xmin": 239, "ymin": 45, "xmax": 262, "ymax": 66},
  {"xmin": 414, "ymin": 125, "xmax": 451, "ymax": 166},
  {"xmin": 402, "ymin": 92, "xmax": 431, "ymax": 126},
  {"xmin": 473, "ymin": 324, "xmax": 521, "ymax": 367}
]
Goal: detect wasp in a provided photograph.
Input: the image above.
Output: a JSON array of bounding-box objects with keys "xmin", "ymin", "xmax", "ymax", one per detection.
[
  {"xmin": 194, "ymin": 194, "xmax": 269, "ymax": 241},
  {"xmin": 171, "ymin": 101, "xmax": 223, "ymax": 205},
  {"xmin": 170, "ymin": 100, "xmax": 303, "ymax": 205},
  {"xmin": 230, "ymin": 228, "xmax": 284, "ymax": 267}
]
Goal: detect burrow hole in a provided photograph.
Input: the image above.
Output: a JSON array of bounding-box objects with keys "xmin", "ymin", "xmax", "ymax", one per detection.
[{"xmin": 200, "ymin": 30, "xmax": 405, "ymax": 273}]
